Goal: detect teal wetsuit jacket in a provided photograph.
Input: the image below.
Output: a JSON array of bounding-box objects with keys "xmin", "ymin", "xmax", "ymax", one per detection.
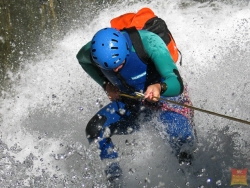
[{"xmin": 76, "ymin": 30, "xmax": 183, "ymax": 97}]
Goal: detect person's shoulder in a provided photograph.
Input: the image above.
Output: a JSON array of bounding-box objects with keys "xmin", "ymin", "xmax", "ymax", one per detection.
[
  {"xmin": 138, "ymin": 30, "xmax": 164, "ymax": 45},
  {"xmin": 81, "ymin": 41, "xmax": 91, "ymax": 52},
  {"xmin": 138, "ymin": 29, "xmax": 158, "ymax": 36},
  {"xmin": 138, "ymin": 30, "xmax": 161, "ymax": 41},
  {"xmin": 76, "ymin": 41, "xmax": 91, "ymax": 60}
]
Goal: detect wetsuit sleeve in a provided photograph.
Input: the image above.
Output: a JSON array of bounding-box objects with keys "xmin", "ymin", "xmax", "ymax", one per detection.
[
  {"xmin": 76, "ymin": 41, "xmax": 108, "ymax": 88},
  {"xmin": 139, "ymin": 30, "xmax": 183, "ymax": 96}
]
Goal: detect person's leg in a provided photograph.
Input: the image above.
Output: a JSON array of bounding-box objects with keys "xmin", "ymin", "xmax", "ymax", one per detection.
[
  {"xmin": 159, "ymin": 84, "xmax": 196, "ymax": 163},
  {"xmin": 86, "ymin": 100, "xmax": 140, "ymax": 160},
  {"xmin": 86, "ymin": 100, "xmax": 142, "ymax": 181},
  {"xmin": 159, "ymin": 111, "xmax": 194, "ymax": 157}
]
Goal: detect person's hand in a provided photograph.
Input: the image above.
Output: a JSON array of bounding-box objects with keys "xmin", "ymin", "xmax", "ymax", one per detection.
[
  {"xmin": 144, "ymin": 83, "xmax": 161, "ymax": 102},
  {"xmin": 105, "ymin": 82, "xmax": 120, "ymax": 101}
]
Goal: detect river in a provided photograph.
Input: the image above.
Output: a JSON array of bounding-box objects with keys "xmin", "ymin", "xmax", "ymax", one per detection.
[{"xmin": 0, "ymin": 0, "xmax": 250, "ymax": 187}]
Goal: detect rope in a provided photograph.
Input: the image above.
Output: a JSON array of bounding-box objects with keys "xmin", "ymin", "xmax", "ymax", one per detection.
[{"xmin": 120, "ymin": 93, "xmax": 250, "ymax": 126}]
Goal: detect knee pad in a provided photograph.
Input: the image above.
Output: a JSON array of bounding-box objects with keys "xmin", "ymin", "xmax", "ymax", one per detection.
[{"xmin": 86, "ymin": 114, "xmax": 107, "ymax": 139}]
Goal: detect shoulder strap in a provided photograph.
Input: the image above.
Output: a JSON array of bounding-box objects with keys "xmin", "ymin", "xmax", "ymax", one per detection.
[{"xmin": 123, "ymin": 27, "xmax": 151, "ymax": 65}]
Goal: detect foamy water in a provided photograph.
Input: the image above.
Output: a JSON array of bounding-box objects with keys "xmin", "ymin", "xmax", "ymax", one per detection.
[{"xmin": 0, "ymin": 0, "xmax": 250, "ymax": 187}]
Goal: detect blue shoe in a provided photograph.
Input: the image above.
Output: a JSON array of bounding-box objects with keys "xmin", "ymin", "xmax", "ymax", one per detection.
[{"xmin": 105, "ymin": 162, "xmax": 122, "ymax": 180}]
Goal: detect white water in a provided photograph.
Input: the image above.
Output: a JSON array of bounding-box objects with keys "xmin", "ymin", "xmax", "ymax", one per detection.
[{"xmin": 1, "ymin": 0, "xmax": 250, "ymax": 187}]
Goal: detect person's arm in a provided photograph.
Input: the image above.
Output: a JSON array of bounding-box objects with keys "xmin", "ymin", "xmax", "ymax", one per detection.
[
  {"xmin": 139, "ymin": 30, "xmax": 183, "ymax": 97},
  {"xmin": 76, "ymin": 41, "xmax": 108, "ymax": 89}
]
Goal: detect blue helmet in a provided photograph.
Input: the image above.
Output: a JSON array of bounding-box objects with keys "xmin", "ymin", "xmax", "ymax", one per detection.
[{"xmin": 90, "ymin": 28, "xmax": 129, "ymax": 70}]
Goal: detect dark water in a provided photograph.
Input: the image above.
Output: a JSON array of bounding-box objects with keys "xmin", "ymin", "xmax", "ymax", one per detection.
[{"xmin": 0, "ymin": 0, "xmax": 119, "ymax": 91}]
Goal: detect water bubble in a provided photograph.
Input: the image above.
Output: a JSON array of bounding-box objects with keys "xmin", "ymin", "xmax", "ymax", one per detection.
[
  {"xmin": 158, "ymin": 182, "xmax": 165, "ymax": 187},
  {"xmin": 66, "ymin": 151, "xmax": 72, "ymax": 157},
  {"xmin": 97, "ymin": 114, "xmax": 102, "ymax": 119},
  {"xmin": 54, "ymin": 154, "xmax": 66, "ymax": 160},
  {"xmin": 197, "ymin": 173, "xmax": 203, "ymax": 177},
  {"xmin": 60, "ymin": 154, "xmax": 66, "ymax": 160},
  {"xmin": 107, "ymin": 147, "xmax": 114, "ymax": 155},
  {"xmin": 119, "ymin": 108, "xmax": 126, "ymax": 115},
  {"xmin": 0, "ymin": 36, "xmax": 4, "ymax": 43},
  {"xmin": 211, "ymin": 156, "xmax": 216, "ymax": 160},
  {"xmin": 129, "ymin": 168, "xmax": 135, "ymax": 174},
  {"xmin": 207, "ymin": 178, "xmax": 211, "ymax": 183},
  {"xmin": 10, "ymin": 143, "xmax": 22, "ymax": 153},
  {"xmin": 140, "ymin": 106, "xmax": 146, "ymax": 111},
  {"xmin": 145, "ymin": 177, "xmax": 151, "ymax": 183},
  {"xmin": 127, "ymin": 127, "xmax": 133, "ymax": 134},
  {"xmin": 56, "ymin": 166, "xmax": 60, "ymax": 171},
  {"xmin": 96, "ymin": 98, "xmax": 100, "ymax": 105},
  {"xmin": 75, "ymin": 142, "xmax": 83, "ymax": 151},
  {"xmin": 216, "ymin": 180, "xmax": 222, "ymax": 186},
  {"xmin": 110, "ymin": 108, "xmax": 115, "ymax": 114},
  {"xmin": 97, "ymin": 125, "xmax": 102, "ymax": 132},
  {"xmin": 54, "ymin": 154, "xmax": 59, "ymax": 160},
  {"xmin": 103, "ymin": 127, "xmax": 111, "ymax": 138}
]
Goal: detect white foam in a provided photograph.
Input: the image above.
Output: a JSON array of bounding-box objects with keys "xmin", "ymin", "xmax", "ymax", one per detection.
[{"xmin": 0, "ymin": 0, "xmax": 250, "ymax": 186}]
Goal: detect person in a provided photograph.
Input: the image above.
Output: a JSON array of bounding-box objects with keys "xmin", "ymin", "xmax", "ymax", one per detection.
[{"xmin": 76, "ymin": 26, "xmax": 195, "ymax": 179}]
